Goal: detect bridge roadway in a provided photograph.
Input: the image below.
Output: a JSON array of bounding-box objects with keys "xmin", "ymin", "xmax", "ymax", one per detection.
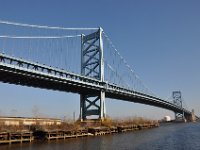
[{"xmin": 0, "ymin": 53, "xmax": 192, "ymax": 117}]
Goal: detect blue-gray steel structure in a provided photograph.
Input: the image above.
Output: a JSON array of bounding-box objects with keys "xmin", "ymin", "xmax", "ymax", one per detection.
[
  {"xmin": 0, "ymin": 26, "xmax": 197, "ymax": 121},
  {"xmin": 0, "ymin": 52, "xmax": 193, "ymax": 120},
  {"xmin": 172, "ymin": 91, "xmax": 185, "ymax": 121},
  {"xmin": 80, "ymin": 28, "xmax": 106, "ymax": 120}
]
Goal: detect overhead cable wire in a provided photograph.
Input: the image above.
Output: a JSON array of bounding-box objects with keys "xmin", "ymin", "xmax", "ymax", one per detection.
[
  {"xmin": 0, "ymin": 35, "xmax": 81, "ymax": 39},
  {"xmin": 103, "ymin": 31, "xmax": 156, "ymax": 97},
  {"xmin": 105, "ymin": 61, "xmax": 129, "ymax": 88},
  {"xmin": 0, "ymin": 20, "xmax": 98, "ymax": 30}
]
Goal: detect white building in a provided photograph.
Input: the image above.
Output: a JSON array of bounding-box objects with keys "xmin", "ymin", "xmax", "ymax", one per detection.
[{"xmin": 163, "ymin": 116, "xmax": 171, "ymax": 122}]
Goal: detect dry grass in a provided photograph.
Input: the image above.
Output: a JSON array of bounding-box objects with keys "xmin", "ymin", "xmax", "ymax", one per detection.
[
  {"xmin": 112, "ymin": 117, "xmax": 158, "ymax": 126},
  {"xmin": 101, "ymin": 117, "xmax": 158, "ymax": 127},
  {"xmin": 101, "ymin": 118, "xmax": 113, "ymax": 127},
  {"xmin": 0, "ymin": 117, "xmax": 158, "ymax": 132}
]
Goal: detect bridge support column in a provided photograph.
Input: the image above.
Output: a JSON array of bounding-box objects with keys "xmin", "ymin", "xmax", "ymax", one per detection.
[
  {"xmin": 172, "ymin": 91, "xmax": 186, "ymax": 122},
  {"xmin": 80, "ymin": 92, "xmax": 106, "ymax": 121},
  {"xmin": 80, "ymin": 28, "xmax": 106, "ymax": 121}
]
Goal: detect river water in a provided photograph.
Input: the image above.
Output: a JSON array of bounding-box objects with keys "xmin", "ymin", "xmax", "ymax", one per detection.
[{"xmin": 1, "ymin": 122, "xmax": 200, "ymax": 150}]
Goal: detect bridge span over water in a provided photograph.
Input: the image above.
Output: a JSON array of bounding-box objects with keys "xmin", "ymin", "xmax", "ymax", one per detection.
[{"xmin": 0, "ymin": 20, "xmax": 197, "ymax": 121}]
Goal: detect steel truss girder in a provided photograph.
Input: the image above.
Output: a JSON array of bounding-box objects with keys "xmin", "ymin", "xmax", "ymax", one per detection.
[{"xmin": 80, "ymin": 28, "xmax": 106, "ymax": 120}]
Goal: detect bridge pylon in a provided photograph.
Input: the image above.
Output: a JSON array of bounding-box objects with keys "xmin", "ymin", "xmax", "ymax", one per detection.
[
  {"xmin": 80, "ymin": 27, "xmax": 106, "ymax": 121},
  {"xmin": 172, "ymin": 91, "xmax": 186, "ymax": 122}
]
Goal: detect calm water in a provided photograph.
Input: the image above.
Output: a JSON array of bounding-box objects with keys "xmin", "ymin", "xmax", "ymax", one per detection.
[{"xmin": 1, "ymin": 123, "xmax": 200, "ymax": 150}]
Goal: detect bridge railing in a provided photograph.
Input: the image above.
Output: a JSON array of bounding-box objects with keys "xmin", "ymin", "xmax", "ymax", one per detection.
[
  {"xmin": 106, "ymin": 83, "xmax": 191, "ymax": 115},
  {"xmin": 0, "ymin": 53, "xmax": 105, "ymax": 88}
]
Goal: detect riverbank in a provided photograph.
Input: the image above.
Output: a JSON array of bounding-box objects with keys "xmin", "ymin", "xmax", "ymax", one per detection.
[
  {"xmin": 1, "ymin": 122, "xmax": 199, "ymax": 150},
  {"xmin": 0, "ymin": 117, "xmax": 159, "ymax": 145}
]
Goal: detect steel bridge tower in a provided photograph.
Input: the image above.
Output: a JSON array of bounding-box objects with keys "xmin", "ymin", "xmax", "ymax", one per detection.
[
  {"xmin": 172, "ymin": 91, "xmax": 185, "ymax": 121},
  {"xmin": 80, "ymin": 28, "xmax": 106, "ymax": 121}
]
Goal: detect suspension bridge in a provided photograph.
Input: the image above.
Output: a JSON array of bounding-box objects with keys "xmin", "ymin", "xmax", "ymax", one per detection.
[{"xmin": 0, "ymin": 20, "xmax": 197, "ymax": 122}]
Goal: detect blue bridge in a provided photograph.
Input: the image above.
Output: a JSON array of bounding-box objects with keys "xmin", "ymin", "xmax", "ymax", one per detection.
[{"xmin": 0, "ymin": 20, "xmax": 197, "ymax": 121}]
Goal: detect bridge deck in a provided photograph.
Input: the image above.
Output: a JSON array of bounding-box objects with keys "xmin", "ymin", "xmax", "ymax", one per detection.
[{"xmin": 0, "ymin": 53, "xmax": 192, "ymax": 116}]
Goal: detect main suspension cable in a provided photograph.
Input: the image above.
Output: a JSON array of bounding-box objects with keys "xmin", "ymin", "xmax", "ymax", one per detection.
[{"xmin": 0, "ymin": 20, "xmax": 98, "ymax": 30}]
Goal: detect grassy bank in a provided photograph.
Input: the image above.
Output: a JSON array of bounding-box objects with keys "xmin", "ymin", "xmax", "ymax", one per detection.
[
  {"xmin": 0, "ymin": 117, "xmax": 158, "ymax": 132},
  {"xmin": 0, "ymin": 117, "xmax": 159, "ymax": 144}
]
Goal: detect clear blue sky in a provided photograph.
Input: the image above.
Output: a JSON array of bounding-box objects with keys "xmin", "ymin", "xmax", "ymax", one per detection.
[{"xmin": 0, "ymin": 0, "xmax": 200, "ymax": 120}]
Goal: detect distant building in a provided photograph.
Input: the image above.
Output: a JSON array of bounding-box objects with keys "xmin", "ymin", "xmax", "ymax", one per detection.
[
  {"xmin": 163, "ymin": 116, "xmax": 171, "ymax": 122},
  {"xmin": 0, "ymin": 117, "xmax": 61, "ymax": 126}
]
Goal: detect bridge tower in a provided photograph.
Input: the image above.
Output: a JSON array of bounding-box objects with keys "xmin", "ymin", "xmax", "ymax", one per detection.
[
  {"xmin": 172, "ymin": 91, "xmax": 185, "ymax": 121},
  {"xmin": 80, "ymin": 28, "xmax": 106, "ymax": 121}
]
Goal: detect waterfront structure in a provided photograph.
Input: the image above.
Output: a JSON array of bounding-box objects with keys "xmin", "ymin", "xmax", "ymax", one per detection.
[{"xmin": 0, "ymin": 117, "xmax": 61, "ymax": 126}]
